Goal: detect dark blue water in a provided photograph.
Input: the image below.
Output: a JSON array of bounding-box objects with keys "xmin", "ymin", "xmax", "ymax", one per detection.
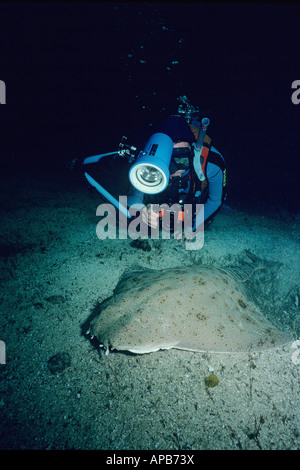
[{"xmin": 0, "ymin": 2, "xmax": 299, "ymax": 213}]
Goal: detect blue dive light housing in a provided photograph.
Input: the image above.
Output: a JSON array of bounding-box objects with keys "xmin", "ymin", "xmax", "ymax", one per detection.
[{"xmin": 128, "ymin": 132, "xmax": 173, "ymax": 194}]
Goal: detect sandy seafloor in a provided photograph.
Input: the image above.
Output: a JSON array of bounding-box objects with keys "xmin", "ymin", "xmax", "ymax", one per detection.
[{"xmin": 0, "ymin": 171, "xmax": 299, "ymax": 451}]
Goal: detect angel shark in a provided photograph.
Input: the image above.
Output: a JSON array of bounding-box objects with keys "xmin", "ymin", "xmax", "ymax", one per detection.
[{"xmin": 84, "ymin": 256, "xmax": 292, "ymax": 355}]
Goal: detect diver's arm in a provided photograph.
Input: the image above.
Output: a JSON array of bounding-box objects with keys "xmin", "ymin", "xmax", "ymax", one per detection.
[
  {"xmin": 204, "ymin": 167, "xmax": 223, "ymax": 218},
  {"xmin": 127, "ymin": 185, "xmax": 158, "ymax": 226},
  {"xmin": 205, "ymin": 146, "xmax": 226, "ymax": 218},
  {"xmin": 192, "ymin": 163, "xmax": 223, "ymax": 230}
]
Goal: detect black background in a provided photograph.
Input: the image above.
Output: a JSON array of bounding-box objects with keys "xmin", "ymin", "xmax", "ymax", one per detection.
[{"xmin": 0, "ymin": 2, "xmax": 299, "ymax": 211}]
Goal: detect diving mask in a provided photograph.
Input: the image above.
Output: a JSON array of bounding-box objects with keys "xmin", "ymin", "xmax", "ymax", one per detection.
[{"xmin": 172, "ymin": 146, "xmax": 192, "ymax": 170}]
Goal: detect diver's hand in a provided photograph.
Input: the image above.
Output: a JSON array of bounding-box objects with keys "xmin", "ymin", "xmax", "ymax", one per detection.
[
  {"xmin": 170, "ymin": 169, "xmax": 186, "ymax": 178},
  {"xmin": 142, "ymin": 204, "xmax": 159, "ymax": 229}
]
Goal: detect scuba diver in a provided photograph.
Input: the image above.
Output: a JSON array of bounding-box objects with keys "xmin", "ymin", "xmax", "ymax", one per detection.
[
  {"xmin": 71, "ymin": 96, "xmax": 227, "ymax": 242},
  {"xmin": 127, "ymin": 113, "xmax": 227, "ymax": 236}
]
